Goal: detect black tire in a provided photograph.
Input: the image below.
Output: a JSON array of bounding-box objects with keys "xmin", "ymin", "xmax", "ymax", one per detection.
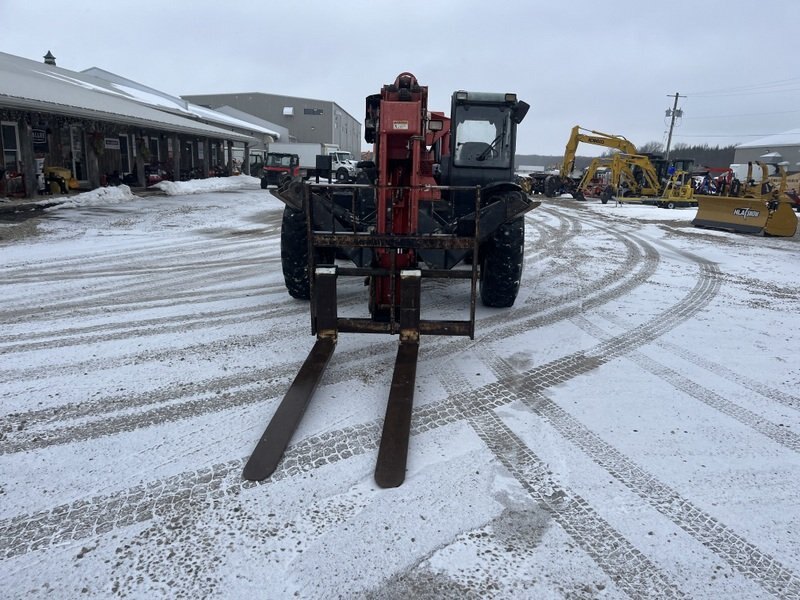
[
  {"xmin": 260, "ymin": 178, "xmax": 268, "ymax": 189},
  {"xmin": 336, "ymin": 168, "xmax": 349, "ymax": 183},
  {"xmin": 480, "ymin": 217, "xmax": 525, "ymax": 308},
  {"xmin": 600, "ymin": 185, "xmax": 614, "ymax": 205},
  {"xmin": 667, "ymin": 201, "xmax": 676, "ymax": 209},
  {"xmin": 543, "ymin": 175, "xmax": 559, "ymax": 198},
  {"xmin": 280, "ymin": 205, "xmax": 310, "ymax": 300}
]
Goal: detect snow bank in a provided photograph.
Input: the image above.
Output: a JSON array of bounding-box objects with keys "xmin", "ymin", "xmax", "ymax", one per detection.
[
  {"xmin": 40, "ymin": 175, "xmax": 261, "ymax": 211},
  {"xmin": 151, "ymin": 175, "xmax": 259, "ymax": 196},
  {"xmin": 43, "ymin": 184, "xmax": 136, "ymax": 211}
]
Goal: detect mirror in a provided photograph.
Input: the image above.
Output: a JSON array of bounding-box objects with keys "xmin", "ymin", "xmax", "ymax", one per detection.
[{"xmin": 511, "ymin": 101, "xmax": 530, "ymax": 124}]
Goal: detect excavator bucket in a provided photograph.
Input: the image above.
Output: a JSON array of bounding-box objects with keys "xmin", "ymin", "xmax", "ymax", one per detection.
[{"xmin": 693, "ymin": 197, "xmax": 798, "ymax": 237}]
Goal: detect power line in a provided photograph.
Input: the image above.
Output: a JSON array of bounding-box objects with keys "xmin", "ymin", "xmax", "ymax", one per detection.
[
  {"xmin": 682, "ymin": 108, "xmax": 800, "ymax": 120},
  {"xmin": 690, "ymin": 87, "xmax": 800, "ymax": 98},
  {"xmin": 673, "ymin": 132, "xmax": 798, "ymax": 138},
  {"xmin": 685, "ymin": 77, "xmax": 800, "ymax": 96}
]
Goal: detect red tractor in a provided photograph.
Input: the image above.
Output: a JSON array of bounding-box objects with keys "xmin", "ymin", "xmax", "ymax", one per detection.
[
  {"xmin": 260, "ymin": 152, "xmax": 301, "ymax": 189},
  {"xmin": 245, "ymin": 73, "xmax": 538, "ymax": 487}
]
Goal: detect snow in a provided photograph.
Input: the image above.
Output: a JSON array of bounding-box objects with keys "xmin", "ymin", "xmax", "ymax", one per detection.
[
  {"xmin": 736, "ymin": 127, "xmax": 800, "ymax": 149},
  {"xmin": 150, "ymin": 174, "xmax": 261, "ymax": 196},
  {"xmin": 1, "ymin": 179, "xmax": 799, "ymax": 599}
]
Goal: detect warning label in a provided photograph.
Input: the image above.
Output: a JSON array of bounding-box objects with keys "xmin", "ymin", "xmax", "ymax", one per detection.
[{"xmin": 393, "ymin": 121, "xmax": 409, "ymax": 130}]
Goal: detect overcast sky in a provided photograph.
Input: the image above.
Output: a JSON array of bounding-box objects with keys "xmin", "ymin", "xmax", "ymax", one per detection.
[{"xmin": 3, "ymin": 0, "xmax": 799, "ymax": 156}]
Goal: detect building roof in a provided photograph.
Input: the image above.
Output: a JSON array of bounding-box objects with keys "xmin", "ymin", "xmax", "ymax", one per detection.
[
  {"xmin": 182, "ymin": 91, "xmax": 361, "ymax": 123},
  {"xmin": 81, "ymin": 67, "xmax": 280, "ymax": 139},
  {"xmin": 736, "ymin": 128, "xmax": 800, "ymax": 149},
  {"xmin": 0, "ymin": 52, "xmax": 256, "ymax": 143},
  {"xmin": 212, "ymin": 105, "xmax": 289, "ymax": 140}
]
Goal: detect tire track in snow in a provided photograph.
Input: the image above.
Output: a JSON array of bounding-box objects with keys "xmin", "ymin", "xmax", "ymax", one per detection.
[
  {"xmin": 1, "ymin": 247, "xmax": 269, "ymax": 285},
  {"xmin": 571, "ymin": 315, "xmax": 800, "ymax": 453},
  {"xmin": 0, "ymin": 253, "xmax": 274, "ymax": 324},
  {"xmin": 0, "ymin": 233, "xmax": 707, "ymax": 566},
  {"xmin": 0, "ymin": 217, "xmax": 653, "ymax": 453},
  {"xmin": 600, "ymin": 313, "xmax": 800, "ymax": 412},
  {"xmin": 0, "ymin": 237, "xmax": 231, "ymax": 280},
  {"xmin": 480, "ymin": 258, "xmax": 800, "ymax": 599},
  {"xmin": 0, "ymin": 293, "xmax": 293, "ymax": 355},
  {"xmin": 470, "ymin": 411, "xmax": 687, "ymax": 599}
]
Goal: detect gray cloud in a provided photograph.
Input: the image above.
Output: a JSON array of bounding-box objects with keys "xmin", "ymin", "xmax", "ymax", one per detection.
[{"xmin": 2, "ymin": 0, "xmax": 798, "ymax": 155}]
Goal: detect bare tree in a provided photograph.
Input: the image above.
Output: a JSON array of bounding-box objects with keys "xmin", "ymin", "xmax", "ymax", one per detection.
[{"xmin": 638, "ymin": 141, "xmax": 664, "ymax": 154}]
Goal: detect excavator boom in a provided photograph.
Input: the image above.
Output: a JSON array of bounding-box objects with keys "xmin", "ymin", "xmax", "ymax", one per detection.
[{"xmin": 544, "ymin": 125, "xmax": 643, "ymax": 198}]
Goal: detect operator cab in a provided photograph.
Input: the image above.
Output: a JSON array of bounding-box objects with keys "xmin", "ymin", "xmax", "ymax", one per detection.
[
  {"xmin": 439, "ymin": 91, "xmax": 529, "ymax": 212},
  {"xmin": 454, "ymin": 105, "xmax": 513, "ymax": 168},
  {"xmin": 443, "ymin": 92, "xmax": 527, "ymax": 179}
]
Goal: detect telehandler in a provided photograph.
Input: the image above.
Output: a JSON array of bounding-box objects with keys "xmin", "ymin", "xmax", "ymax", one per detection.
[{"xmin": 244, "ymin": 73, "xmax": 538, "ymax": 487}]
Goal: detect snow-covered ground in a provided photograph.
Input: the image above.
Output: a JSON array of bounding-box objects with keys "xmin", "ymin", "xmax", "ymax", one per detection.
[{"xmin": 1, "ymin": 177, "xmax": 799, "ymax": 599}]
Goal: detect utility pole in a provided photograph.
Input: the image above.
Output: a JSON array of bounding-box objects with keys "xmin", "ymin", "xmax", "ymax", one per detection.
[{"xmin": 664, "ymin": 92, "xmax": 685, "ymax": 163}]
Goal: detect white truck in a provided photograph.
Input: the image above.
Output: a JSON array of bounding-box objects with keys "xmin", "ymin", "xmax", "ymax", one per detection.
[{"xmin": 266, "ymin": 142, "xmax": 358, "ymax": 182}]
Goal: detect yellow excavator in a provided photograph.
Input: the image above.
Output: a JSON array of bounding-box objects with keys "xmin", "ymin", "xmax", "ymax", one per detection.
[
  {"xmin": 693, "ymin": 162, "xmax": 797, "ymax": 237},
  {"xmin": 543, "ymin": 126, "xmax": 692, "ymax": 204},
  {"xmin": 578, "ymin": 153, "xmax": 663, "ymax": 203},
  {"xmin": 543, "ymin": 126, "xmax": 641, "ymax": 199},
  {"xmin": 573, "ymin": 152, "xmax": 693, "ymax": 205}
]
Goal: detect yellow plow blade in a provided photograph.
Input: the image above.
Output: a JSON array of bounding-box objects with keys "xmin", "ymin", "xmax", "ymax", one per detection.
[{"xmin": 693, "ymin": 197, "xmax": 797, "ymax": 237}]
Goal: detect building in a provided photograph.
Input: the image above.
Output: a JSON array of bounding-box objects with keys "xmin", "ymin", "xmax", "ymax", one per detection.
[
  {"xmin": 0, "ymin": 51, "xmax": 278, "ymax": 199},
  {"xmin": 182, "ymin": 92, "xmax": 361, "ymax": 157},
  {"xmin": 733, "ymin": 128, "xmax": 800, "ymax": 170}
]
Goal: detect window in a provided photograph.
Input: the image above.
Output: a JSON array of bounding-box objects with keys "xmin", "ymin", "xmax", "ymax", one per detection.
[
  {"xmin": 452, "ymin": 105, "xmax": 512, "ymax": 168},
  {"xmin": 1, "ymin": 122, "xmax": 20, "ymax": 172},
  {"xmin": 303, "ymin": 108, "xmax": 323, "ymax": 116}
]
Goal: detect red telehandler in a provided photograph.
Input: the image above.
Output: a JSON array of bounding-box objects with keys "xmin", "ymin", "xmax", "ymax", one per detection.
[{"xmin": 244, "ymin": 73, "xmax": 538, "ymax": 487}]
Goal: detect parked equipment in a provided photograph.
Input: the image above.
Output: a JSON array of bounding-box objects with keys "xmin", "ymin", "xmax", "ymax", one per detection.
[
  {"xmin": 543, "ymin": 125, "xmax": 696, "ymax": 205},
  {"xmin": 266, "ymin": 142, "xmax": 358, "ymax": 181},
  {"xmin": 692, "ymin": 162, "xmax": 798, "ymax": 236},
  {"xmin": 543, "ymin": 126, "xmax": 641, "ymax": 198},
  {"xmin": 245, "ymin": 73, "xmax": 537, "ymax": 487},
  {"xmin": 260, "ymin": 152, "xmax": 300, "ymax": 188},
  {"xmin": 657, "ymin": 168, "xmax": 695, "ymax": 209},
  {"xmin": 573, "ymin": 152, "xmax": 665, "ymax": 203}
]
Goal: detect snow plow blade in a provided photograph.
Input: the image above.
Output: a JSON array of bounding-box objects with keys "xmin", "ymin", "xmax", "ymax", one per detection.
[{"xmin": 693, "ymin": 197, "xmax": 798, "ymax": 237}]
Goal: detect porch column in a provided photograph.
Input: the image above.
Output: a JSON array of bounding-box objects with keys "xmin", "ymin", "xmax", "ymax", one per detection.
[
  {"xmin": 172, "ymin": 135, "xmax": 180, "ymax": 181},
  {"xmin": 18, "ymin": 120, "xmax": 36, "ymax": 198},
  {"xmin": 135, "ymin": 136, "xmax": 145, "ymax": 187}
]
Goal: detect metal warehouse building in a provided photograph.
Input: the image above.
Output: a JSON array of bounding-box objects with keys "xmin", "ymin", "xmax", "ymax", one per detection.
[
  {"xmin": 733, "ymin": 128, "xmax": 800, "ymax": 169},
  {"xmin": 182, "ymin": 92, "xmax": 361, "ymax": 157}
]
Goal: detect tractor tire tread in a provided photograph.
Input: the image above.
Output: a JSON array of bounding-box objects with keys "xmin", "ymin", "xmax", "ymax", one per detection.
[
  {"xmin": 480, "ymin": 217, "xmax": 525, "ymax": 308},
  {"xmin": 280, "ymin": 205, "xmax": 311, "ymax": 300}
]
